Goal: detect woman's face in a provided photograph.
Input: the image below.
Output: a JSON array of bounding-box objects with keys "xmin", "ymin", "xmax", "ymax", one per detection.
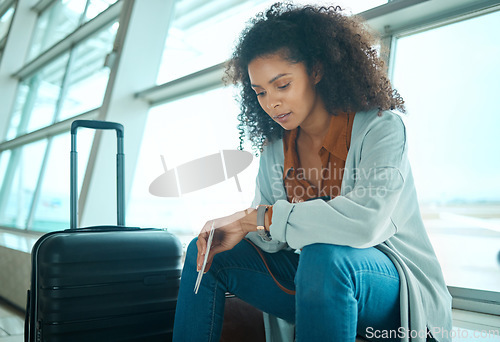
[{"xmin": 248, "ymin": 53, "xmax": 324, "ymax": 130}]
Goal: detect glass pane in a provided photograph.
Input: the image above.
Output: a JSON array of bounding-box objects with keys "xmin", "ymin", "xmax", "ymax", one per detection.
[
  {"xmin": 0, "ymin": 140, "xmax": 47, "ymax": 229},
  {"xmin": 8, "ymin": 53, "xmax": 69, "ymax": 138},
  {"xmin": 31, "ymin": 130, "xmax": 94, "ymax": 232},
  {"xmin": 59, "ymin": 21, "xmax": 118, "ymax": 120},
  {"xmin": 28, "ymin": 0, "xmax": 87, "ymax": 60},
  {"xmin": 128, "ymin": 87, "xmax": 259, "ymax": 248},
  {"xmin": 157, "ymin": 0, "xmax": 386, "ymax": 84},
  {"xmin": 6, "ymin": 81, "xmax": 30, "ymax": 141},
  {"xmin": 0, "ymin": 6, "xmax": 14, "ymax": 41},
  {"xmin": 391, "ymin": 10, "xmax": 500, "ymax": 292},
  {"xmin": 0, "ymin": 150, "xmax": 11, "ymax": 192},
  {"xmin": 84, "ymin": 0, "xmax": 118, "ymax": 22},
  {"xmin": 158, "ymin": 0, "xmax": 269, "ymax": 84}
]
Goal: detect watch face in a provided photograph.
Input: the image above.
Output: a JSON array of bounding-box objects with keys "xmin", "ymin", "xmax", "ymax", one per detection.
[{"xmin": 257, "ymin": 228, "xmax": 272, "ymax": 241}]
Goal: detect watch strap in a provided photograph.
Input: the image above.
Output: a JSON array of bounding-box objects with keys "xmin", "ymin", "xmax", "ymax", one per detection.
[{"xmin": 256, "ymin": 205, "xmax": 272, "ymax": 241}]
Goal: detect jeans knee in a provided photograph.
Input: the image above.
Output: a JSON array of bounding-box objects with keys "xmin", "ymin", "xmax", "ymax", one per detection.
[
  {"xmin": 295, "ymin": 244, "xmax": 356, "ymax": 293},
  {"xmin": 295, "ymin": 244, "xmax": 358, "ymax": 311}
]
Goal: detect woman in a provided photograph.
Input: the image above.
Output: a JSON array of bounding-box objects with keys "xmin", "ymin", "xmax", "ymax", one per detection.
[{"xmin": 173, "ymin": 3, "xmax": 452, "ymax": 341}]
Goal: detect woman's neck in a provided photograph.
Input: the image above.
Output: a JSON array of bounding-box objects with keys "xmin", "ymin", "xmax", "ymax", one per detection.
[{"xmin": 298, "ymin": 108, "xmax": 331, "ymax": 147}]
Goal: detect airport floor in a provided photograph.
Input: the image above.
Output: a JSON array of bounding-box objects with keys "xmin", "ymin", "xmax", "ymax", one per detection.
[
  {"xmin": 0, "ymin": 300, "xmax": 23, "ymax": 342},
  {"xmin": 0, "ymin": 299, "xmax": 498, "ymax": 341}
]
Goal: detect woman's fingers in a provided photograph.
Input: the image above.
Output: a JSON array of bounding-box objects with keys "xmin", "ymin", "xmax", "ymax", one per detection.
[
  {"xmin": 194, "ymin": 211, "xmax": 248, "ymax": 272},
  {"xmin": 196, "ymin": 238, "xmax": 205, "ymax": 271},
  {"xmin": 196, "ymin": 221, "xmax": 213, "ymax": 271}
]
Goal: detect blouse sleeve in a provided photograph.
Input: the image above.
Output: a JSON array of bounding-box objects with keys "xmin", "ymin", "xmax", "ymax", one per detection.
[
  {"xmin": 246, "ymin": 141, "xmax": 289, "ymax": 253},
  {"xmin": 270, "ymin": 112, "xmax": 408, "ymax": 249}
]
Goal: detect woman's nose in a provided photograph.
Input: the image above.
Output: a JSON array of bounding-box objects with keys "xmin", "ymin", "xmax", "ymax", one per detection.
[{"xmin": 266, "ymin": 95, "xmax": 281, "ymax": 110}]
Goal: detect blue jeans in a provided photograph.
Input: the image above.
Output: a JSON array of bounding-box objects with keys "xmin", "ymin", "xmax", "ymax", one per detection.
[{"xmin": 173, "ymin": 238, "xmax": 401, "ymax": 342}]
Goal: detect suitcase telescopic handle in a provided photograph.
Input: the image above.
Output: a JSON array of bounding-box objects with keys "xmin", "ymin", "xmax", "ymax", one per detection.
[{"xmin": 70, "ymin": 120, "xmax": 125, "ymax": 229}]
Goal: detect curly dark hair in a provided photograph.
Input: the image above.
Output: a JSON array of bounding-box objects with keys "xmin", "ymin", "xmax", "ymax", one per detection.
[{"xmin": 225, "ymin": 2, "xmax": 405, "ymax": 153}]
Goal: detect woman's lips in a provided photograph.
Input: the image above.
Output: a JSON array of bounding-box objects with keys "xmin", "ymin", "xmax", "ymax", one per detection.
[{"xmin": 273, "ymin": 112, "xmax": 291, "ymax": 123}]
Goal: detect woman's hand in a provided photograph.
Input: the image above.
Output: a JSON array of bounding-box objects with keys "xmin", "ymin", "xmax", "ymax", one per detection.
[{"xmin": 196, "ymin": 209, "xmax": 257, "ymax": 273}]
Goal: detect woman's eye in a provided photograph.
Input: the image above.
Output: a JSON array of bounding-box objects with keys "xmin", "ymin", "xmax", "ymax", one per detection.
[
  {"xmin": 278, "ymin": 83, "xmax": 290, "ymax": 90},
  {"xmin": 256, "ymin": 91, "xmax": 265, "ymax": 97}
]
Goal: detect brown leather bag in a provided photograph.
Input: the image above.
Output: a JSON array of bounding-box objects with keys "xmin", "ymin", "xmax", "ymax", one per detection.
[{"xmin": 220, "ymin": 295, "xmax": 266, "ymax": 342}]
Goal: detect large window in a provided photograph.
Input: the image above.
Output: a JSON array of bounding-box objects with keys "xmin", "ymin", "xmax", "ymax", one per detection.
[
  {"xmin": 0, "ymin": 1, "xmax": 118, "ymax": 231},
  {"xmin": 28, "ymin": 0, "xmax": 117, "ymax": 61},
  {"xmin": 30, "ymin": 130, "xmax": 95, "ymax": 232},
  {"xmin": 7, "ymin": 53, "xmax": 70, "ymax": 140},
  {"xmin": 0, "ymin": 132, "xmax": 94, "ymax": 232},
  {"xmin": 0, "ymin": 140, "xmax": 47, "ymax": 229},
  {"xmin": 391, "ymin": 9, "xmax": 500, "ymax": 293},
  {"xmin": 7, "ymin": 21, "xmax": 118, "ymax": 139}
]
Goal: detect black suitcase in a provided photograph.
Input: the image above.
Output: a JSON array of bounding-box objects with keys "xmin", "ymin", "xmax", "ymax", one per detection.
[{"xmin": 25, "ymin": 120, "xmax": 183, "ymax": 342}]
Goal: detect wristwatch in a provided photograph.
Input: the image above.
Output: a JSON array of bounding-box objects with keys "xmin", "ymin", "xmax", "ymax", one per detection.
[{"xmin": 256, "ymin": 205, "xmax": 272, "ymax": 241}]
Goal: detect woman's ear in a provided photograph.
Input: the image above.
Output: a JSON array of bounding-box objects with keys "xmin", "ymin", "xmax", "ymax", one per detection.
[{"xmin": 312, "ymin": 63, "xmax": 324, "ymax": 84}]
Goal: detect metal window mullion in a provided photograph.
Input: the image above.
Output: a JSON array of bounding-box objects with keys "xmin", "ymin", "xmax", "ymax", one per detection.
[
  {"xmin": 379, "ymin": 34, "xmax": 393, "ymax": 76},
  {"xmin": 31, "ymin": 0, "xmax": 57, "ymax": 14},
  {"xmin": 387, "ymin": 35, "xmax": 398, "ymax": 83},
  {"xmin": 360, "ymin": 0, "xmax": 430, "ymax": 21},
  {"xmin": 134, "ymin": 62, "xmax": 225, "ymax": 106},
  {"xmin": 0, "ymin": 0, "xmax": 15, "ymax": 17},
  {"xmin": 78, "ymin": 0, "xmax": 91, "ymax": 26},
  {"xmin": 384, "ymin": 0, "xmax": 500, "ymax": 38},
  {"xmin": 96, "ymin": 0, "xmax": 134, "ymax": 117},
  {"xmin": 0, "ymin": 109, "xmax": 98, "ymax": 153}
]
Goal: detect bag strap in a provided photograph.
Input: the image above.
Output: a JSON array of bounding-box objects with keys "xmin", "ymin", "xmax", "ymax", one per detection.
[{"xmin": 244, "ymin": 238, "xmax": 296, "ymax": 296}]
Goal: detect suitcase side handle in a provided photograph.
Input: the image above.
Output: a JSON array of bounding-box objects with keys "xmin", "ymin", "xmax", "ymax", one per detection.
[{"xmin": 70, "ymin": 120, "xmax": 125, "ymax": 229}]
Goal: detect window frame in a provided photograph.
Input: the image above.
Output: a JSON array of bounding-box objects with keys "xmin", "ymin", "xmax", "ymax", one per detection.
[
  {"xmin": 0, "ymin": 0, "xmax": 122, "ymax": 231},
  {"xmin": 385, "ymin": 3, "xmax": 500, "ymax": 314}
]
